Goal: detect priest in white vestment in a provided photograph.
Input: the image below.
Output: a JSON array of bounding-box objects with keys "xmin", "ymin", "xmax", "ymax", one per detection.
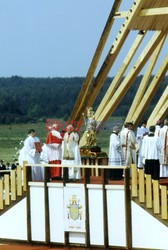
[
  {"xmin": 62, "ymin": 125, "xmax": 81, "ymax": 180},
  {"xmin": 141, "ymin": 126, "xmax": 161, "ymax": 180},
  {"xmin": 18, "ymin": 129, "xmax": 44, "ymax": 181},
  {"xmin": 159, "ymin": 119, "xmax": 168, "ymax": 177},
  {"xmin": 136, "ymin": 121, "xmax": 149, "ymax": 168},
  {"xmin": 120, "ymin": 122, "xmax": 136, "ymax": 166},
  {"xmin": 155, "ymin": 119, "xmax": 161, "ymax": 137},
  {"xmin": 108, "ymin": 126, "xmax": 125, "ymax": 180}
]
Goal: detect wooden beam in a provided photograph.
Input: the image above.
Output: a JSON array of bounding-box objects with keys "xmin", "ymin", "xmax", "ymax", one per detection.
[
  {"xmin": 71, "ymin": 0, "xmax": 144, "ymax": 121},
  {"xmin": 115, "ymin": 8, "xmax": 168, "ymax": 18},
  {"xmin": 95, "ymin": 31, "xmax": 146, "ymax": 121},
  {"xmin": 96, "ymin": 31, "xmax": 166, "ymax": 131},
  {"xmin": 125, "ymin": 35, "xmax": 166, "ymax": 123},
  {"xmin": 150, "ymin": 100, "xmax": 168, "ymax": 126},
  {"xmin": 69, "ymin": 0, "xmax": 122, "ymax": 121},
  {"xmin": 114, "ymin": 11, "xmax": 128, "ymax": 19},
  {"xmin": 147, "ymin": 85, "xmax": 168, "ymax": 126},
  {"xmin": 139, "ymin": 7, "xmax": 168, "ymax": 17},
  {"xmin": 132, "ymin": 53, "xmax": 168, "ymax": 128}
]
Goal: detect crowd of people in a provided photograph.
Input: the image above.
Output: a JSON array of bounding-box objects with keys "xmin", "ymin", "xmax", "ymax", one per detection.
[
  {"xmin": 0, "ymin": 159, "xmax": 18, "ymax": 177},
  {"xmin": 2, "ymin": 118, "xmax": 166, "ymax": 182}
]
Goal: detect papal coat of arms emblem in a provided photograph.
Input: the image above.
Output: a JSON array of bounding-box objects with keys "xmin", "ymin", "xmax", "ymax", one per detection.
[{"xmin": 67, "ymin": 194, "xmax": 82, "ymax": 221}]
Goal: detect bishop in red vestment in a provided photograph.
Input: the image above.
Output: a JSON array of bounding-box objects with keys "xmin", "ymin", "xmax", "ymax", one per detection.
[{"xmin": 46, "ymin": 124, "xmax": 63, "ymax": 179}]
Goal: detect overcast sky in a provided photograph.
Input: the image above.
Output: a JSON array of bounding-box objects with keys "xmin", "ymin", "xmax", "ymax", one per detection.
[{"xmin": 0, "ymin": 0, "xmax": 167, "ymax": 78}]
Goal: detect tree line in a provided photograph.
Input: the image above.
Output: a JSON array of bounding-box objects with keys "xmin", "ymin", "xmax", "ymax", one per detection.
[{"xmin": 0, "ymin": 75, "xmax": 167, "ymax": 124}]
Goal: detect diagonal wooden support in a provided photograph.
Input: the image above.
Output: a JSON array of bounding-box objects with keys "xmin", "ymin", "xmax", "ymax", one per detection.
[
  {"xmin": 71, "ymin": 0, "xmax": 144, "ymax": 121},
  {"xmin": 147, "ymin": 85, "xmax": 168, "ymax": 126},
  {"xmin": 150, "ymin": 100, "xmax": 168, "ymax": 126},
  {"xmin": 132, "ymin": 53, "xmax": 168, "ymax": 128},
  {"xmin": 95, "ymin": 30, "xmax": 166, "ymax": 132},
  {"xmin": 125, "ymin": 35, "xmax": 166, "ymax": 123},
  {"xmin": 95, "ymin": 31, "xmax": 146, "ymax": 121},
  {"xmin": 69, "ymin": 0, "xmax": 122, "ymax": 121}
]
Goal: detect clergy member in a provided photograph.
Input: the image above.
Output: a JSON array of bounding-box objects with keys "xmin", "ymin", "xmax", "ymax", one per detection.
[
  {"xmin": 155, "ymin": 119, "xmax": 162, "ymax": 137},
  {"xmin": 108, "ymin": 126, "xmax": 125, "ymax": 180},
  {"xmin": 46, "ymin": 124, "xmax": 63, "ymax": 180},
  {"xmin": 120, "ymin": 122, "xmax": 136, "ymax": 166},
  {"xmin": 159, "ymin": 119, "xmax": 168, "ymax": 177},
  {"xmin": 141, "ymin": 126, "xmax": 161, "ymax": 180},
  {"xmin": 18, "ymin": 129, "xmax": 43, "ymax": 181},
  {"xmin": 136, "ymin": 121, "xmax": 149, "ymax": 168},
  {"xmin": 62, "ymin": 124, "xmax": 81, "ymax": 180}
]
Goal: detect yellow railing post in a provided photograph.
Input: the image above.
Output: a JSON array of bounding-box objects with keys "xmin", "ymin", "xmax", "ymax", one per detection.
[
  {"xmin": 0, "ymin": 179, "xmax": 3, "ymax": 210},
  {"xmin": 138, "ymin": 169, "xmax": 145, "ymax": 203},
  {"xmin": 17, "ymin": 166, "xmax": 22, "ymax": 196},
  {"xmin": 153, "ymin": 180, "xmax": 160, "ymax": 214},
  {"xmin": 23, "ymin": 161, "xmax": 27, "ymax": 192},
  {"xmin": 146, "ymin": 174, "xmax": 152, "ymax": 208},
  {"xmin": 4, "ymin": 174, "xmax": 10, "ymax": 205},
  {"xmin": 161, "ymin": 185, "xmax": 167, "ymax": 219},
  {"xmin": 11, "ymin": 170, "xmax": 16, "ymax": 201},
  {"xmin": 131, "ymin": 164, "xmax": 138, "ymax": 197}
]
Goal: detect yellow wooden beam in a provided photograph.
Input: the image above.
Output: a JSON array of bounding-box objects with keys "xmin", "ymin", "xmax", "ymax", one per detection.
[
  {"xmin": 147, "ymin": 85, "xmax": 168, "ymax": 126},
  {"xmin": 132, "ymin": 54, "xmax": 168, "ymax": 128},
  {"xmin": 69, "ymin": 0, "xmax": 122, "ymax": 121},
  {"xmin": 139, "ymin": 7, "xmax": 168, "ymax": 17},
  {"xmin": 125, "ymin": 35, "xmax": 166, "ymax": 123},
  {"xmin": 150, "ymin": 100, "xmax": 168, "ymax": 126},
  {"xmin": 95, "ymin": 31, "xmax": 166, "ymax": 131},
  {"xmin": 115, "ymin": 8, "xmax": 168, "ymax": 18},
  {"xmin": 95, "ymin": 31, "xmax": 146, "ymax": 121},
  {"xmin": 71, "ymin": 0, "xmax": 145, "ymax": 122},
  {"xmin": 114, "ymin": 11, "xmax": 128, "ymax": 19}
]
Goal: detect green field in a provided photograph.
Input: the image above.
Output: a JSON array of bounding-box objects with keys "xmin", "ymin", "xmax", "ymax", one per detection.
[{"xmin": 0, "ymin": 117, "xmax": 124, "ymax": 164}]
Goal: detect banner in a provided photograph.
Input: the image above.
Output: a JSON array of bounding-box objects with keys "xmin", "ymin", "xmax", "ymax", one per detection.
[{"xmin": 64, "ymin": 186, "xmax": 86, "ymax": 232}]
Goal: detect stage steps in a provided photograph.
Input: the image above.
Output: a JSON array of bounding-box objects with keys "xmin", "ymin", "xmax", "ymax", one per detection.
[
  {"xmin": 0, "ymin": 163, "xmax": 27, "ymax": 216},
  {"xmin": 131, "ymin": 164, "xmax": 168, "ymax": 227}
]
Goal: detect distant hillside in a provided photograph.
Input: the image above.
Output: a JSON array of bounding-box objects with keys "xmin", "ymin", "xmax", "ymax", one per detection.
[{"xmin": 0, "ymin": 75, "xmax": 167, "ymax": 124}]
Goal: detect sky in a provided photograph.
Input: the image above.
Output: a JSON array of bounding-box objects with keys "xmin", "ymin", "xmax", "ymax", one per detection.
[{"xmin": 0, "ymin": 0, "xmax": 167, "ymax": 78}]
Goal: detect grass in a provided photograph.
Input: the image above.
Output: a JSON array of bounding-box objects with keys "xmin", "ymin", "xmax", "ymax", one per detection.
[
  {"xmin": 0, "ymin": 117, "xmax": 124, "ymax": 164},
  {"xmin": 0, "ymin": 123, "xmax": 47, "ymax": 163}
]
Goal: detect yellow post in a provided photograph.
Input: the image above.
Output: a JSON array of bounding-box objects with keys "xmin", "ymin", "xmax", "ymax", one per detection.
[
  {"xmin": 153, "ymin": 180, "xmax": 160, "ymax": 214},
  {"xmin": 4, "ymin": 174, "xmax": 10, "ymax": 206},
  {"xmin": 146, "ymin": 175, "xmax": 152, "ymax": 208},
  {"xmin": 131, "ymin": 164, "xmax": 138, "ymax": 197},
  {"xmin": 23, "ymin": 161, "xmax": 27, "ymax": 192},
  {"xmin": 17, "ymin": 166, "xmax": 22, "ymax": 196},
  {"xmin": 161, "ymin": 185, "xmax": 168, "ymax": 219},
  {"xmin": 11, "ymin": 170, "xmax": 16, "ymax": 201},
  {"xmin": 0, "ymin": 179, "xmax": 3, "ymax": 210},
  {"xmin": 139, "ymin": 169, "xmax": 145, "ymax": 203}
]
